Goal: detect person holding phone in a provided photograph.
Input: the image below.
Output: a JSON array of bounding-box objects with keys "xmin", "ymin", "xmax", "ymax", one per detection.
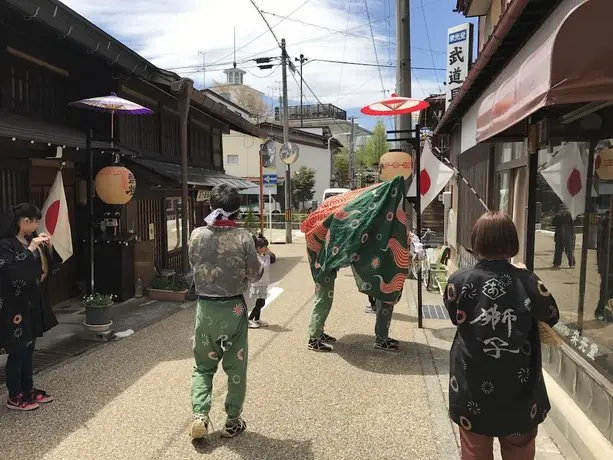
[{"xmin": 0, "ymin": 203, "xmax": 58, "ymax": 411}]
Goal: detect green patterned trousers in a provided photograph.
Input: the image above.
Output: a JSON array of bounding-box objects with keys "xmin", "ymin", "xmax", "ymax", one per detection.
[
  {"xmin": 308, "ymin": 270, "xmax": 395, "ymax": 340},
  {"xmin": 192, "ymin": 297, "xmax": 248, "ymax": 419}
]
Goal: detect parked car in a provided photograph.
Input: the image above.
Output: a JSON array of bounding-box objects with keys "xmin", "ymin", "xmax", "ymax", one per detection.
[{"xmin": 322, "ymin": 188, "xmax": 351, "ymax": 202}]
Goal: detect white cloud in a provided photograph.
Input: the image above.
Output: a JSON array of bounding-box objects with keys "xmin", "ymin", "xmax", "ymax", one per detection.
[{"xmin": 62, "ymin": 0, "xmax": 441, "ymax": 111}]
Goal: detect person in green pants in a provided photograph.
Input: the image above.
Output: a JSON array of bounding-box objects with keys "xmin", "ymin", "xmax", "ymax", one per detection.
[
  {"xmin": 307, "ymin": 270, "xmax": 399, "ymax": 352},
  {"xmin": 301, "ymin": 177, "xmax": 412, "ymax": 353},
  {"xmin": 188, "ymin": 185, "xmax": 263, "ymax": 440}
]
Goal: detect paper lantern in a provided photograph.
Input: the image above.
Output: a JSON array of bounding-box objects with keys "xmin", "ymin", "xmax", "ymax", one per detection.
[
  {"xmin": 95, "ymin": 165, "xmax": 136, "ymax": 204},
  {"xmin": 379, "ymin": 151, "xmax": 413, "ymax": 181},
  {"xmin": 595, "ymin": 148, "xmax": 613, "ymax": 180}
]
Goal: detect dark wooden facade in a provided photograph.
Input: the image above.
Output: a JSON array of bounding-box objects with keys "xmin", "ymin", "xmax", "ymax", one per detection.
[
  {"xmin": 0, "ymin": 3, "xmax": 247, "ymax": 304},
  {"xmin": 456, "ymin": 144, "xmax": 493, "ymax": 249}
]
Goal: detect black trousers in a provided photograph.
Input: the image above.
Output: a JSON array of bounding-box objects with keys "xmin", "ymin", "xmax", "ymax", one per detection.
[
  {"xmin": 368, "ymin": 296, "xmax": 377, "ymax": 311},
  {"xmin": 5, "ymin": 340, "xmax": 36, "ymax": 398},
  {"xmin": 249, "ymin": 298, "xmax": 266, "ymax": 321},
  {"xmin": 553, "ymin": 239, "xmax": 575, "ymax": 267},
  {"xmin": 597, "ymin": 273, "xmax": 613, "ymax": 316}
]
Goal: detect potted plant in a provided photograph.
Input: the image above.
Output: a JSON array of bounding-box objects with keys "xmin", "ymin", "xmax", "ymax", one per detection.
[
  {"xmin": 147, "ymin": 275, "xmax": 189, "ymax": 302},
  {"xmin": 83, "ymin": 292, "xmax": 115, "ymax": 333}
]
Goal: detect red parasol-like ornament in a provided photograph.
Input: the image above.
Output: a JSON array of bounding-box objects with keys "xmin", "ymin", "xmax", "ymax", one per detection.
[{"xmin": 360, "ymin": 93, "xmax": 429, "ymax": 116}]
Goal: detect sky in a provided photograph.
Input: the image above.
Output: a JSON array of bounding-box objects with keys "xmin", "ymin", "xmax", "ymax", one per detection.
[{"xmin": 61, "ymin": 0, "xmax": 475, "ymax": 131}]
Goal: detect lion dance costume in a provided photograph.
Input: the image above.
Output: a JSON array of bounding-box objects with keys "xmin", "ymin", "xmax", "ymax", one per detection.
[{"xmin": 300, "ymin": 176, "xmax": 419, "ymax": 352}]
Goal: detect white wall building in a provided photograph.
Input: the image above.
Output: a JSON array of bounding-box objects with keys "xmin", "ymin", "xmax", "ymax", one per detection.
[{"xmin": 223, "ymin": 123, "xmax": 341, "ymax": 209}]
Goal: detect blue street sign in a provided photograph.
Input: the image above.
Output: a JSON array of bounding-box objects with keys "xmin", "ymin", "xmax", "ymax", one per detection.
[{"xmin": 263, "ymin": 174, "xmax": 278, "ymax": 185}]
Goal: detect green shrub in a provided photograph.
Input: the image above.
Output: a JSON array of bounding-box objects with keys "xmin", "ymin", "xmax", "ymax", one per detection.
[{"xmin": 150, "ymin": 276, "xmax": 188, "ymax": 291}]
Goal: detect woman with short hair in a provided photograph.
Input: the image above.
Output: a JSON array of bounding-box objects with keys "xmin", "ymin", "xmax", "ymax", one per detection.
[{"xmin": 444, "ymin": 211, "xmax": 559, "ymax": 460}]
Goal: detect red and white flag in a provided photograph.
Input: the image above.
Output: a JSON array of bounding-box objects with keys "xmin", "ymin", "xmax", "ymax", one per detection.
[
  {"xmin": 408, "ymin": 140, "xmax": 455, "ymax": 212},
  {"xmin": 540, "ymin": 142, "xmax": 586, "ymax": 219},
  {"xmin": 38, "ymin": 171, "xmax": 73, "ymax": 262}
]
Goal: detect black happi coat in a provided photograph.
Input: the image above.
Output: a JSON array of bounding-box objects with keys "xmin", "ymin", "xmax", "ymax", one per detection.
[
  {"xmin": 443, "ymin": 260, "xmax": 559, "ymax": 437},
  {"xmin": 0, "ymin": 237, "xmax": 58, "ymax": 353}
]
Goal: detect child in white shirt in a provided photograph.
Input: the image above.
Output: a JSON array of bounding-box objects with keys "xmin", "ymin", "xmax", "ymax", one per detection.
[{"xmin": 248, "ymin": 234, "xmax": 276, "ymax": 329}]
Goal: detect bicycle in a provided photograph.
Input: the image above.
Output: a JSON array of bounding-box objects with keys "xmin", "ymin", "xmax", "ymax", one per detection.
[{"xmin": 411, "ymin": 228, "xmax": 436, "ymax": 285}]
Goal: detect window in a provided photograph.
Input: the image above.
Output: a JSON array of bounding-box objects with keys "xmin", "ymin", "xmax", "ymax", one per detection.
[
  {"xmin": 534, "ymin": 140, "xmax": 613, "ymax": 383},
  {"xmin": 166, "ymin": 198, "xmax": 183, "ymax": 251},
  {"xmin": 497, "ymin": 170, "xmax": 512, "ymax": 214},
  {"xmin": 212, "ymin": 131, "xmax": 222, "ymax": 168},
  {"xmin": 226, "ymin": 154, "xmax": 239, "ymax": 165}
]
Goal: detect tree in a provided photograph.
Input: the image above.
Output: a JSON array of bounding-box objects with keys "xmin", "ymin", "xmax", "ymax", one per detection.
[
  {"xmin": 242, "ymin": 210, "xmax": 259, "ymax": 235},
  {"xmin": 365, "ymin": 121, "xmax": 390, "ymax": 166},
  {"xmin": 333, "ymin": 149, "xmax": 350, "ymax": 188},
  {"xmin": 291, "ymin": 166, "xmax": 316, "ymax": 211}
]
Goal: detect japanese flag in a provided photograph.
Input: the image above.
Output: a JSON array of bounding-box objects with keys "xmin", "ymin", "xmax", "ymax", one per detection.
[
  {"xmin": 408, "ymin": 140, "xmax": 455, "ymax": 212},
  {"xmin": 38, "ymin": 171, "xmax": 73, "ymax": 262},
  {"xmin": 540, "ymin": 143, "xmax": 586, "ymax": 219}
]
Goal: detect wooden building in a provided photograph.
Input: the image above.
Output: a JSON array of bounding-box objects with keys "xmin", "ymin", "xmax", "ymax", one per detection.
[{"xmin": 0, "ymin": 0, "xmax": 262, "ymax": 305}]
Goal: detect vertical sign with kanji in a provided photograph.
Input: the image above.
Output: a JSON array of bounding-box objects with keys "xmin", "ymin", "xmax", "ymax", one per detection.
[{"xmin": 445, "ymin": 23, "xmax": 473, "ymax": 111}]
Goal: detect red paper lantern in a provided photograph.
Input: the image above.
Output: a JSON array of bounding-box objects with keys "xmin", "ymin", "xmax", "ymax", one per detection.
[
  {"xmin": 379, "ymin": 151, "xmax": 413, "ymax": 181},
  {"xmin": 95, "ymin": 165, "xmax": 136, "ymax": 204}
]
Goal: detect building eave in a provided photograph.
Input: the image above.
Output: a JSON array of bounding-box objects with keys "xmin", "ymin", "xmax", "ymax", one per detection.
[{"xmin": 434, "ymin": 0, "xmax": 564, "ymax": 137}]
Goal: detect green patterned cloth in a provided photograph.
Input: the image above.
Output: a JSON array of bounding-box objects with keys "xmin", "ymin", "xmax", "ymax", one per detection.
[{"xmin": 301, "ymin": 176, "xmax": 411, "ymax": 305}]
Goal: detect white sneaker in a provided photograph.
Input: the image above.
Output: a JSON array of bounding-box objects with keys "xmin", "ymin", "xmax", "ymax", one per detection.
[
  {"xmin": 190, "ymin": 415, "xmax": 209, "ymax": 439},
  {"xmin": 248, "ymin": 320, "xmax": 260, "ymax": 329},
  {"xmin": 256, "ymin": 320, "xmax": 268, "ymax": 327}
]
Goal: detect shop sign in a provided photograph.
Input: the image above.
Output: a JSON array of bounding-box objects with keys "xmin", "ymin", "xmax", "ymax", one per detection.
[
  {"xmin": 595, "ymin": 147, "xmax": 613, "ymax": 180},
  {"xmin": 196, "ymin": 189, "xmax": 212, "ymax": 202},
  {"xmin": 445, "ymin": 23, "xmax": 473, "ymax": 111},
  {"xmin": 555, "ymin": 323, "xmax": 599, "ymax": 361}
]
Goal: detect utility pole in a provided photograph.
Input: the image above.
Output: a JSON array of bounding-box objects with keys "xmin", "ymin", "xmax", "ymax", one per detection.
[
  {"xmin": 281, "ymin": 39, "xmax": 292, "ymax": 243},
  {"xmin": 198, "ymin": 51, "xmax": 206, "ymax": 89},
  {"xmin": 295, "ymin": 54, "xmax": 308, "ymax": 127},
  {"xmin": 396, "ymin": 0, "xmax": 412, "ymax": 138},
  {"xmin": 349, "ymin": 116, "xmax": 356, "ymax": 189}
]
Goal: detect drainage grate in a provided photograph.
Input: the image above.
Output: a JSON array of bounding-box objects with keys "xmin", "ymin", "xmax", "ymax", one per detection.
[
  {"xmin": 0, "ymin": 336, "xmax": 98, "ymax": 385},
  {"xmin": 421, "ymin": 304, "xmax": 450, "ymax": 320}
]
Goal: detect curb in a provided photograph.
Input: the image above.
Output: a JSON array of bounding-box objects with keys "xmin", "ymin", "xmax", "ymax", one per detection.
[{"xmin": 544, "ymin": 370, "xmax": 613, "ymax": 460}]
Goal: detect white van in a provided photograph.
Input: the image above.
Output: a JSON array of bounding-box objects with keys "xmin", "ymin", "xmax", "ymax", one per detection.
[{"xmin": 322, "ymin": 188, "xmax": 351, "ymax": 202}]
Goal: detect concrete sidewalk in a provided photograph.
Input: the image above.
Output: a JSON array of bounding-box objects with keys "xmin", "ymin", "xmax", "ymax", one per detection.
[{"xmin": 0, "ymin": 242, "xmax": 569, "ymax": 459}]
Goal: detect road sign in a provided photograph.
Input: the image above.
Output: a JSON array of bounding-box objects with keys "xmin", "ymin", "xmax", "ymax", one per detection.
[{"xmin": 263, "ymin": 174, "xmax": 278, "ymax": 185}]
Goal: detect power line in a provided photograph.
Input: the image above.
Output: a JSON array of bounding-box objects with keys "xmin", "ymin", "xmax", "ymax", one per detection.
[
  {"xmin": 208, "ymin": 0, "xmax": 311, "ymax": 66},
  {"xmin": 245, "ymin": 64, "xmax": 281, "ymax": 79},
  {"xmin": 246, "ymin": 16, "xmax": 392, "ymax": 61},
  {"xmin": 168, "ymin": 59, "xmax": 444, "ymax": 76},
  {"xmin": 309, "ymin": 59, "xmax": 444, "ymax": 70},
  {"xmin": 419, "ymin": 0, "xmax": 442, "ymax": 93},
  {"xmin": 261, "ymin": 9, "xmax": 390, "ymax": 46},
  {"xmin": 248, "ymin": 0, "xmax": 282, "ymax": 49},
  {"xmin": 364, "ymin": 0, "xmax": 389, "ymax": 130}
]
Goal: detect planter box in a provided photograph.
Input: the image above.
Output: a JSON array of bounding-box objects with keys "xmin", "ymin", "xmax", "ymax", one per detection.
[{"xmin": 147, "ymin": 288, "xmax": 188, "ymax": 302}]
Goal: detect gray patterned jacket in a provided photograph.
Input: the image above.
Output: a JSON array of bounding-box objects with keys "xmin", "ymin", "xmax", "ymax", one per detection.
[{"xmin": 189, "ymin": 226, "xmax": 263, "ymax": 297}]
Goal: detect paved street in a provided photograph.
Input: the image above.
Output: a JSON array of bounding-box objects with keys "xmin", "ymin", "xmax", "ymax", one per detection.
[{"xmin": 0, "ymin": 242, "xmax": 568, "ymax": 460}]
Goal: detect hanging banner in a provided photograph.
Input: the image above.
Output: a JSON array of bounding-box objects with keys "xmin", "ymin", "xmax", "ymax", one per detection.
[{"xmin": 446, "ymin": 23, "xmax": 473, "ymax": 111}]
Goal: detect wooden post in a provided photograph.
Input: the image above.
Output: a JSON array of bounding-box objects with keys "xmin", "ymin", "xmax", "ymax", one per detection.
[{"xmin": 171, "ymin": 78, "xmax": 194, "ymax": 274}]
